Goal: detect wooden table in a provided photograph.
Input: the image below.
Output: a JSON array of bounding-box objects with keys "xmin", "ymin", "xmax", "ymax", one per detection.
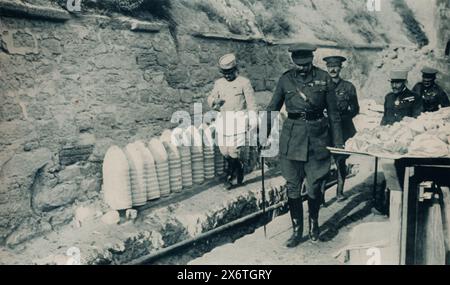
[{"xmin": 327, "ymin": 148, "xmax": 450, "ymax": 264}]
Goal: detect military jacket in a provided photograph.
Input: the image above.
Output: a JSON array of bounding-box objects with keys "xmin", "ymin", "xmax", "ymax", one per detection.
[
  {"xmin": 266, "ymin": 67, "xmax": 343, "ymax": 161},
  {"xmin": 333, "ymin": 79, "xmax": 359, "ymax": 141},
  {"xmin": 412, "ymin": 82, "xmax": 450, "ymax": 113},
  {"xmin": 381, "ymin": 88, "xmax": 423, "ymax": 126}
]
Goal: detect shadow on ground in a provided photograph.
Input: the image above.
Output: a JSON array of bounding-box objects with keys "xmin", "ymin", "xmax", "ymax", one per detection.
[{"xmin": 319, "ymin": 174, "xmax": 384, "ymax": 242}]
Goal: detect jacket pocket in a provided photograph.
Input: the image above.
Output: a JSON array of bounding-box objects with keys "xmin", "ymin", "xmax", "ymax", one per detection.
[
  {"xmin": 310, "ymin": 130, "xmax": 331, "ymax": 160},
  {"xmin": 308, "ymin": 118, "xmax": 328, "ymax": 136},
  {"xmin": 279, "ymin": 120, "xmax": 293, "ymax": 156}
]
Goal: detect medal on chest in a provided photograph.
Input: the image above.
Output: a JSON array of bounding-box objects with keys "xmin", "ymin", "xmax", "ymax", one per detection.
[{"xmin": 423, "ymin": 90, "xmax": 437, "ymax": 99}]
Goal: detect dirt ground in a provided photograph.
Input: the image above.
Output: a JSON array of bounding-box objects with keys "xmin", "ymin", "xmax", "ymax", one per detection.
[{"xmin": 190, "ymin": 156, "xmax": 389, "ymax": 265}]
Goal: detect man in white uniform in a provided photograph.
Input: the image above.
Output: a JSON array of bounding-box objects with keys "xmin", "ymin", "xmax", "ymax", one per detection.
[{"xmin": 208, "ymin": 53, "xmax": 257, "ymax": 189}]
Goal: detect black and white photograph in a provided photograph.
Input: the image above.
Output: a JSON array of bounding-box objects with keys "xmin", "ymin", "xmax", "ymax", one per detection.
[{"xmin": 0, "ymin": 0, "xmax": 449, "ymax": 268}]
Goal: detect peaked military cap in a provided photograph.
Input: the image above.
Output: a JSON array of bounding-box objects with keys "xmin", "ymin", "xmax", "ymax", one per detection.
[
  {"xmin": 421, "ymin": 67, "xmax": 438, "ymax": 79},
  {"xmin": 219, "ymin": 53, "xmax": 237, "ymax": 70},
  {"xmin": 289, "ymin": 43, "xmax": 317, "ymax": 65},
  {"xmin": 390, "ymin": 69, "xmax": 409, "ymax": 81},
  {"xmin": 323, "ymin": 56, "xmax": 347, "ymax": 67}
]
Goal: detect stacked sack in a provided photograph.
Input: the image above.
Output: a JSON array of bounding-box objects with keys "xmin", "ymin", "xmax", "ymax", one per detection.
[{"xmin": 346, "ymin": 107, "xmax": 450, "ymax": 157}]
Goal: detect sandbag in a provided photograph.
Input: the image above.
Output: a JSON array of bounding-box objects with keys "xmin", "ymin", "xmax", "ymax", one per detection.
[{"xmin": 346, "ymin": 107, "xmax": 450, "ymax": 157}]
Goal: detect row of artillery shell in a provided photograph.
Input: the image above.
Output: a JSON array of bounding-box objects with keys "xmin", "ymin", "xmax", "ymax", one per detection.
[{"xmin": 103, "ymin": 125, "xmax": 230, "ymax": 210}]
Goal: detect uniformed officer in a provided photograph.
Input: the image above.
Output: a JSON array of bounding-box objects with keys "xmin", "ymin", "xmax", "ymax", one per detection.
[
  {"xmin": 374, "ymin": 70, "xmax": 423, "ymax": 215},
  {"xmin": 381, "ymin": 70, "xmax": 423, "ymax": 126},
  {"xmin": 208, "ymin": 53, "xmax": 257, "ymax": 189},
  {"xmin": 323, "ymin": 56, "xmax": 359, "ymax": 202},
  {"xmin": 412, "ymin": 67, "xmax": 449, "ymax": 113},
  {"xmin": 266, "ymin": 43, "xmax": 344, "ymax": 246}
]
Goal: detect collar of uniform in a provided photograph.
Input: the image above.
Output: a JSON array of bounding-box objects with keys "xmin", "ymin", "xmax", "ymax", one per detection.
[
  {"xmin": 293, "ymin": 66, "xmax": 317, "ymax": 83},
  {"xmin": 397, "ymin": 87, "xmax": 412, "ymax": 99},
  {"xmin": 423, "ymin": 83, "xmax": 438, "ymax": 92},
  {"xmin": 332, "ymin": 78, "xmax": 343, "ymax": 87}
]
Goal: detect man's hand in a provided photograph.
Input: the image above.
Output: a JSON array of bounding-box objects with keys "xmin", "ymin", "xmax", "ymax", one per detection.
[
  {"xmin": 258, "ymin": 139, "xmax": 272, "ymax": 152},
  {"xmin": 212, "ymin": 99, "xmax": 225, "ymax": 111},
  {"xmin": 213, "ymin": 98, "xmax": 225, "ymax": 106}
]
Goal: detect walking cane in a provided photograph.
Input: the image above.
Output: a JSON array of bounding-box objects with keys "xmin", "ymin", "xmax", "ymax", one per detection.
[{"xmin": 261, "ymin": 155, "xmax": 267, "ymax": 238}]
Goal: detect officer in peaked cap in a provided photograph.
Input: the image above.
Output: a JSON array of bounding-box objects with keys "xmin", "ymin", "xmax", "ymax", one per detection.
[
  {"xmin": 323, "ymin": 55, "xmax": 360, "ymax": 202},
  {"xmin": 381, "ymin": 69, "xmax": 423, "ymax": 126},
  {"xmin": 412, "ymin": 67, "xmax": 449, "ymax": 112},
  {"xmin": 375, "ymin": 70, "xmax": 424, "ymax": 216},
  {"xmin": 265, "ymin": 43, "xmax": 344, "ymax": 246},
  {"xmin": 207, "ymin": 53, "xmax": 257, "ymax": 190}
]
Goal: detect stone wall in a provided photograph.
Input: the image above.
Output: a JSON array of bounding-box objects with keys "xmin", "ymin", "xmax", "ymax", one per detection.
[{"xmin": 0, "ymin": 12, "xmax": 298, "ymax": 246}]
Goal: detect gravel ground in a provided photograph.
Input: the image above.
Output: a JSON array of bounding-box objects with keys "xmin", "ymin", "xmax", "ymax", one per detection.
[{"xmin": 190, "ymin": 156, "xmax": 389, "ymax": 265}]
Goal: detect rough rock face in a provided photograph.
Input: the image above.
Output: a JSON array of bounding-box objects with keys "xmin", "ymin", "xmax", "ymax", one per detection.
[{"xmin": 0, "ymin": 148, "xmax": 52, "ymax": 242}]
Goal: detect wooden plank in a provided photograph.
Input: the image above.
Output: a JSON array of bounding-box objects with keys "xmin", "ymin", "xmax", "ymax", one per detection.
[
  {"xmin": 422, "ymin": 195, "xmax": 446, "ymax": 265},
  {"xmin": 270, "ymin": 39, "xmax": 389, "ymax": 50},
  {"xmin": 327, "ymin": 147, "xmax": 402, "ymax": 159},
  {"xmin": 192, "ymin": 32, "xmax": 265, "ymax": 43},
  {"xmin": 390, "ymin": 190, "xmax": 403, "ymax": 265},
  {"xmin": 327, "ymin": 147, "xmax": 450, "ymax": 160},
  {"xmin": 380, "ymin": 159, "xmax": 403, "ymax": 264},
  {"xmin": 416, "ymin": 194, "xmax": 446, "ymax": 265},
  {"xmin": 415, "ymin": 200, "xmax": 425, "ymax": 264},
  {"xmin": 441, "ymin": 187, "xmax": 450, "ymax": 264},
  {"xmin": 381, "ymin": 159, "xmax": 402, "ymax": 192},
  {"xmin": 400, "ymin": 167, "xmax": 411, "ymax": 264},
  {"xmin": 112, "ymin": 17, "xmax": 165, "ymax": 33}
]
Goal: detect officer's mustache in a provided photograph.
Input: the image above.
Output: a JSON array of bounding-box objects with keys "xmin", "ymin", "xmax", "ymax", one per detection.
[{"xmin": 329, "ymin": 69, "xmax": 338, "ymax": 75}]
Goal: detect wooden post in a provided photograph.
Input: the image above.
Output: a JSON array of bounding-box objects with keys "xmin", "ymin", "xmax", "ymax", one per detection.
[
  {"xmin": 373, "ymin": 157, "xmax": 378, "ymax": 202},
  {"xmin": 400, "ymin": 167, "xmax": 413, "ymax": 265},
  {"xmin": 417, "ymin": 194, "xmax": 446, "ymax": 265},
  {"xmin": 380, "ymin": 159, "xmax": 403, "ymax": 265},
  {"xmin": 441, "ymin": 187, "xmax": 450, "ymax": 264}
]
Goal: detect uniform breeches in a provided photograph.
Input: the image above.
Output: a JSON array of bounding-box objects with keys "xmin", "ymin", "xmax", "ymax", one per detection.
[
  {"xmin": 218, "ymin": 133, "xmax": 246, "ymax": 160},
  {"xmin": 280, "ymin": 156, "xmax": 331, "ymax": 200}
]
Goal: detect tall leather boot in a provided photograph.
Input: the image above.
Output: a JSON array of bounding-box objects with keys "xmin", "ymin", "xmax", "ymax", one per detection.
[
  {"xmin": 286, "ymin": 198, "xmax": 304, "ymax": 248},
  {"xmin": 224, "ymin": 157, "xmax": 234, "ymax": 190},
  {"xmin": 235, "ymin": 159, "xmax": 244, "ymax": 186},
  {"xmin": 308, "ymin": 198, "xmax": 320, "ymax": 242},
  {"xmin": 336, "ymin": 158, "xmax": 348, "ymax": 202}
]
